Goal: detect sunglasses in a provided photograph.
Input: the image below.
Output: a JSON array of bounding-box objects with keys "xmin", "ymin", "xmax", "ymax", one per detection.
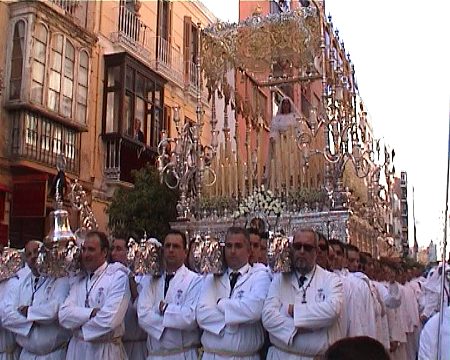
[{"xmin": 292, "ymin": 243, "xmax": 316, "ymax": 252}]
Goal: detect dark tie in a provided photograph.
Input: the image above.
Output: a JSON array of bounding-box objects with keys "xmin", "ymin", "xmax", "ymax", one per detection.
[
  {"xmin": 164, "ymin": 273, "xmax": 174, "ymax": 297},
  {"xmin": 298, "ymin": 275, "xmax": 307, "ymax": 288},
  {"xmin": 34, "ymin": 276, "xmax": 40, "ymax": 290},
  {"xmin": 229, "ymin": 272, "xmax": 240, "ymax": 294}
]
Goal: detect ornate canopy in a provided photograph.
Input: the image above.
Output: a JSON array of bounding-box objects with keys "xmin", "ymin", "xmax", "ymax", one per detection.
[{"xmin": 201, "ymin": 8, "xmax": 322, "ymax": 99}]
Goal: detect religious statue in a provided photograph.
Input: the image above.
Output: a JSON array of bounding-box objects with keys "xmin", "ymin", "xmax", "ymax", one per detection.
[
  {"xmin": 265, "ymin": 97, "xmax": 300, "ymax": 188},
  {"xmin": 269, "ymin": 97, "xmax": 298, "ymax": 140}
]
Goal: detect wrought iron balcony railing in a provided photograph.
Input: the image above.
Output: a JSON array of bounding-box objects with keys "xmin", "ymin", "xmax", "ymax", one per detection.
[
  {"xmin": 49, "ymin": 0, "xmax": 80, "ymax": 15},
  {"xmin": 11, "ymin": 110, "xmax": 80, "ymax": 175},
  {"xmin": 114, "ymin": 5, "xmax": 155, "ymax": 60},
  {"xmin": 103, "ymin": 133, "xmax": 157, "ymax": 184},
  {"xmin": 156, "ymin": 36, "xmax": 184, "ymax": 87}
]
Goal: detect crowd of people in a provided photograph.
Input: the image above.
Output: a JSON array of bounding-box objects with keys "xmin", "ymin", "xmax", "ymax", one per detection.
[{"xmin": 0, "ymin": 227, "xmax": 448, "ymax": 360}]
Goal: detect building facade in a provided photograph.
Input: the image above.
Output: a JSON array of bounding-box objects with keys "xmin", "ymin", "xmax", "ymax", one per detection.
[
  {"xmin": 400, "ymin": 171, "xmax": 409, "ymax": 256},
  {"xmin": 0, "ymin": 0, "xmax": 216, "ymax": 247}
]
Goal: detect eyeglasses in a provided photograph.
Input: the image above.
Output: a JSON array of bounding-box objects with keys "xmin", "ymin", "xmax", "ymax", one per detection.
[
  {"xmin": 292, "ymin": 242, "xmax": 316, "ymax": 252},
  {"xmin": 318, "ymin": 244, "xmax": 328, "ymax": 251}
]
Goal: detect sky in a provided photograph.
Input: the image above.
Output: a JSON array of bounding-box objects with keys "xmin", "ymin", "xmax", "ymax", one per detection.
[{"xmin": 201, "ymin": 0, "xmax": 450, "ymax": 259}]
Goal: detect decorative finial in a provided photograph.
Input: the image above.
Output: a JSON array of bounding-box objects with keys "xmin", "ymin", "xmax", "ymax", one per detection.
[{"xmin": 52, "ymin": 154, "xmax": 67, "ymax": 209}]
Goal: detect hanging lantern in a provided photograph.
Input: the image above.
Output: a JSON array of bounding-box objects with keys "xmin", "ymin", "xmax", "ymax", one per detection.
[{"xmin": 37, "ymin": 155, "xmax": 81, "ymax": 277}]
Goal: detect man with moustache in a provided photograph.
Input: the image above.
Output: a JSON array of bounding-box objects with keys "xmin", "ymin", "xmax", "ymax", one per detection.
[
  {"xmin": 110, "ymin": 237, "xmax": 147, "ymax": 360},
  {"xmin": 59, "ymin": 231, "xmax": 130, "ymax": 359},
  {"xmin": 138, "ymin": 230, "xmax": 202, "ymax": 360},
  {"xmin": 197, "ymin": 227, "xmax": 271, "ymax": 360},
  {"xmin": 262, "ymin": 229, "xmax": 343, "ymax": 360},
  {"xmin": 3, "ymin": 240, "xmax": 70, "ymax": 359}
]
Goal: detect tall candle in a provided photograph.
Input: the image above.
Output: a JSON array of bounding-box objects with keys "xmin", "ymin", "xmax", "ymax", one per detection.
[{"xmin": 221, "ymin": 164, "xmax": 225, "ymax": 196}]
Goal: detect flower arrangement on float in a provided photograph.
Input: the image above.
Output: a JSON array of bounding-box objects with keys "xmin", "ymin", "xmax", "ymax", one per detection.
[{"xmin": 233, "ymin": 185, "xmax": 284, "ymax": 219}]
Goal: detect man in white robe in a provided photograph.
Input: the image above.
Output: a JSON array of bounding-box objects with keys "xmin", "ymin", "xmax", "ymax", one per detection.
[
  {"xmin": 419, "ymin": 305, "xmax": 450, "ymax": 359},
  {"xmin": 384, "ymin": 267, "xmax": 408, "ymax": 360},
  {"xmin": 110, "ymin": 237, "xmax": 147, "ymax": 360},
  {"xmin": 138, "ymin": 230, "xmax": 202, "ymax": 360},
  {"xmin": 0, "ymin": 244, "xmax": 24, "ymax": 360},
  {"xmin": 328, "ymin": 240, "xmax": 376, "ymax": 340},
  {"xmin": 420, "ymin": 263, "xmax": 449, "ymax": 323},
  {"xmin": 59, "ymin": 231, "xmax": 130, "ymax": 360},
  {"xmin": 346, "ymin": 245, "xmax": 378, "ymax": 340},
  {"xmin": 371, "ymin": 262, "xmax": 402, "ymax": 351},
  {"xmin": 197, "ymin": 227, "xmax": 271, "ymax": 360},
  {"xmin": 0, "ymin": 276, "xmax": 20, "ymax": 360},
  {"xmin": 262, "ymin": 229, "xmax": 343, "ymax": 360},
  {"xmin": 3, "ymin": 240, "xmax": 70, "ymax": 360}
]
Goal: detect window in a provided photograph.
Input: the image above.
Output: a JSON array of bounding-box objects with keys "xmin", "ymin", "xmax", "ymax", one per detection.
[
  {"xmin": 10, "ymin": 20, "xmax": 26, "ymax": 100},
  {"xmin": 18, "ymin": 29, "xmax": 92, "ymax": 123},
  {"xmin": 119, "ymin": 0, "xmax": 141, "ymax": 42},
  {"xmin": 62, "ymin": 41, "xmax": 75, "ymax": 117},
  {"xmin": 102, "ymin": 53, "xmax": 166, "ymax": 147},
  {"xmin": 48, "ymin": 34, "xmax": 63, "ymax": 112},
  {"xmin": 53, "ymin": 127, "xmax": 62, "ymax": 155},
  {"xmin": 158, "ymin": 0, "xmax": 171, "ymax": 41},
  {"xmin": 65, "ymin": 131, "xmax": 76, "ymax": 159},
  {"xmin": 11, "ymin": 110, "xmax": 81, "ymax": 174},
  {"xmin": 41, "ymin": 121, "xmax": 51, "ymax": 151},
  {"xmin": 105, "ymin": 65, "xmax": 121, "ymax": 133},
  {"xmin": 31, "ymin": 23, "xmax": 48, "ymax": 104},
  {"xmin": 183, "ymin": 17, "xmax": 199, "ymax": 85},
  {"xmin": 162, "ymin": 105, "xmax": 171, "ymax": 136},
  {"xmin": 25, "ymin": 113, "xmax": 38, "ymax": 146},
  {"xmin": 76, "ymin": 51, "xmax": 89, "ymax": 123}
]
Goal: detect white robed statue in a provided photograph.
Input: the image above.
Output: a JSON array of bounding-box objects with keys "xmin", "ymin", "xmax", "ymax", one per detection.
[
  {"xmin": 269, "ymin": 97, "xmax": 298, "ymax": 141},
  {"xmin": 266, "ymin": 96, "xmax": 308, "ymax": 190}
]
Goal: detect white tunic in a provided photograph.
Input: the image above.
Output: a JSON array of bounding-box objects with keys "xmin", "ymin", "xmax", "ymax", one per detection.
[
  {"xmin": 3, "ymin": 274, "xmax": 70, "ymax": 360},
  {"xmin": 372, "ymin": 281, "xmax": 391, "ymax": 350},
  {"xmin": 262, "ymin": 265, "xmax": 343, "ymax": 360},
  {"xmin": 123, "ymin": 275, "xmax": 147, "ymax": 360},
  {"xmin": 0, "ymin": 277, "xmax": 20, "ymax": 360},
  {"xmin": 418, "ymin": 306, "xmax": 450, "ymax": 360},
  {"xmin": 345, "ymin": 272, "xmax": 378, "ymax": 339},
  {"xmin": 137, "ymin": 265, "xmax": 202, "ymax": 360},
  {"xmin": 386, "ymin": 282, "xmax": 408, "ymax": 360},
  {"xmin": 197, "ymin": 264, "xmax": 271, "ymax": 360},
  {"xmin": 59, "ymin": 262, "xmax": 130, "ymax": 360},
  {"xmin": 421, "ymin": 265, "xmax": 449, "ymax": 320}
]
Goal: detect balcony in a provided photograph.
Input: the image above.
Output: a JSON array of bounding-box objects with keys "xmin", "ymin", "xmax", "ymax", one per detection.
[
  {"xmin": 11, "ymin": 110, "xmax": 80, "ymax": 175},
  {"xmin": 49, "ymin": 0, "xmax": 79, "ymax": 15},
  {"xmin": 111, "ymin": 7, "xmax": 206, "ymax": 100},
  {"xmin": 112, "ymin": 5, "xmax": 156, "ymax": 62},
  {"xmin": 103, "ymin": 133, "xmax": 157, "ymax": 184},
  {"xmin": 156, "ymin": 36, "xmax": 184, "ymax": 87}
]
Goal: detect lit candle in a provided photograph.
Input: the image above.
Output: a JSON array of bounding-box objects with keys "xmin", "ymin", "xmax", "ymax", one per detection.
[
  {"xmin": 270, "ymin": 159, "xmax": 276, "ymax": 193},
  {"xmin": 234, "ymin": 155, "xmax": 238, "ymax": 196},
  {"xmin": 221, "ymin": 164, "xmax": 225, "ymax": 196},
  {"xmin": 257, "ymin": 129, "xmax": 263, "ymax": 187}
]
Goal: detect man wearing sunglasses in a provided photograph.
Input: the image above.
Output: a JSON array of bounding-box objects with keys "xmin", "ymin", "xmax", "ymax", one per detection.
[{"xmin": 262, "ymin": 228, "xmax": 343, "ymax": 360}]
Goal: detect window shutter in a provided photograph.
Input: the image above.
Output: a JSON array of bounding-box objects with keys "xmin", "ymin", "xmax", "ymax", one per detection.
[{"xmin": 183, "ymin": 16, "xmax": 192, "ymax": 83}]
